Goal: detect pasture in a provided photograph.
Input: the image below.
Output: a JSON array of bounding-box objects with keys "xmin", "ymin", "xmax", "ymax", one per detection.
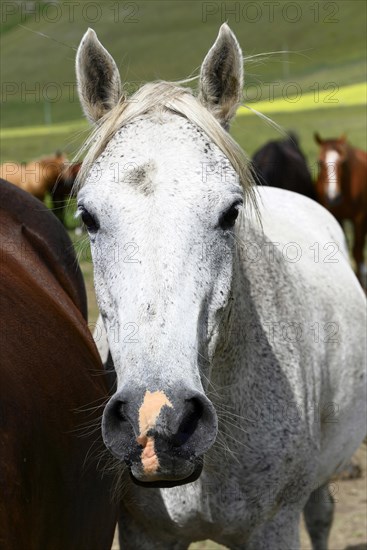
[{"xmin": 1, "ymin": 1, "xmax": 366, "ymax": 548}]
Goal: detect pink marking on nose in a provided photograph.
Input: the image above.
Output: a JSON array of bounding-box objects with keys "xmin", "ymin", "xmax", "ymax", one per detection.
[{"xmin": 137, "ymin": 390, "xmax": 173, "ymax": 475}]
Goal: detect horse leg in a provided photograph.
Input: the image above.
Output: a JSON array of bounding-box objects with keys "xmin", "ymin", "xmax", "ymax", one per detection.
[
  {"xmin": 303, "ymin": 483, "xmax": 334, "ymax": 550},
  {"xmin": 352, "ymin": 218, "xmax": 367, "ymax": 289}
]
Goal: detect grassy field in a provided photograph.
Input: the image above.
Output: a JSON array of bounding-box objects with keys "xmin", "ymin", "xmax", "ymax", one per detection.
[
  {"xmin": 1, "ymin": 0, "xmax": 366, "ymax": 162},
  {"xmin": 1, "ymin": 0, "xmax": 366, "ymax": 129},
  {"xmin": 239, "ymin": 82, "xmax": 367, "ymax": 115}
]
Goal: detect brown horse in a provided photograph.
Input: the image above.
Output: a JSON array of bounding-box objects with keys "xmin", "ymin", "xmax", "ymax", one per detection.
[
  {"xmin": 0, "ymin": 151, "xmax": 68, "ymax": 201},
  {"xmin": 0, "ymin": 179, "xmax": 117, "ymax": 549},
  {"xmin": 315, "ymin": 133, "xmax": 367, "ymax": 287}
]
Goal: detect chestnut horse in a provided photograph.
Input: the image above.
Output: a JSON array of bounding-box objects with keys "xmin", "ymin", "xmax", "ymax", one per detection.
[
  {"xmin": 0, "ymin": 151, "xmax": 68, "ymax": 202},
  {"xmin": 0, "ymin": 179, "xmax": 117, "ymax": 549},
  {"xmin": 315, "ymin": 133, "xmax": 367, "ymax": 287}
]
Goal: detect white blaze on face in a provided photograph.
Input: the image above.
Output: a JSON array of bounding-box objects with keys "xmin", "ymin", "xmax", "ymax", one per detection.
[{"xmin": 325, "ymin": 150, "xmax": 340, "ymax": 200}]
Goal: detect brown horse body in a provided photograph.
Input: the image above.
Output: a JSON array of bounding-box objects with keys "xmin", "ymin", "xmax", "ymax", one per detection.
[
  {"xmin": 0, "ymin": 152, "xmax": 67, "ymax": 201},
  {"xmin": 0, "ymin": 179, "xmax": 117, "ymax": 549},
  {"xmin": 315, "ymin": 134, "xmax": 367, "ymax": 287}
]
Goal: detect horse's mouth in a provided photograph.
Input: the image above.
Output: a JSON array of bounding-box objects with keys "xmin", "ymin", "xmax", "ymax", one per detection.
[{"xmin": 128, "ymin": 456, "xmax": 203, "ymax": 488}]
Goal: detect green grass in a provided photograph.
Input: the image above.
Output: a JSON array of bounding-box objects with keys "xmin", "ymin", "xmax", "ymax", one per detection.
[
  {"xmin": 239, "ymin": 82, "xmax": 367, "ymax": 115},
  {"xmin": 0, "ymin": 0, "xmax": 365, "ymax": 128},
  {"xmin": 0, "ymin": 126, "xmax": 87, "ymax": 162},
  {"xmin": 1, "ymin": 104, "xmax": 365, "ymax": 167},
  {"xmin": 0, "ymin": 119, "xmax": 87, "ymax": 139}
]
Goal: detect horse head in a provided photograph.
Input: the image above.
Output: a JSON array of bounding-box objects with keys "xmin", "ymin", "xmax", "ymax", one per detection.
[
  {"xmin": 75, "ymin": 25, "xmax": 256, "ymax": 487},
  {"xmin": 38, "ymin": 151, "xmax": 69, "ymax": 193},
  {"xmin": 314, "ymin": 132, "xmax": 348, "ymax": 206},
  {"xmin": 58, "ymin": 162, "xmax": 82, "ymax": 192}
]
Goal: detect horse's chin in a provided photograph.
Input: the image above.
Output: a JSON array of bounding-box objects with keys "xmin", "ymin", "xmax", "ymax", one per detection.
[{"xmin": 129, "ymin": 457, "xmax": 203, "ymax": 488}]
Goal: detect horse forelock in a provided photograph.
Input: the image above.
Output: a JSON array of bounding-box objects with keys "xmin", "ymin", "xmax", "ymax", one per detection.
[{"xmin": 75, "ymin": 80, "xmax": 258, "ymax": 215}]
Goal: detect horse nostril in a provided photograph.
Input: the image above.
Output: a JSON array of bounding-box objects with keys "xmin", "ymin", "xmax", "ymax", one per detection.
[
  {"xmin": 119, "ymin": 404, "xmax": 129, "ymax": 423},
  {"xmin": 109, "ymin": 398, "xmax": 128, "ymax": 424},
  {"xmin": 173, "ymin": 398, "xmax": 204, "ymax": 447},
  {"xmin": 102, "ymin": 393, "xmax": 136, "ymax": 461}
]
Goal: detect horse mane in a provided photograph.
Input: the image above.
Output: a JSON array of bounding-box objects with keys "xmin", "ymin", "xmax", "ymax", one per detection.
[{"xmin": 75, "ymin": 81, "xmax": 258, "ymax": 215}]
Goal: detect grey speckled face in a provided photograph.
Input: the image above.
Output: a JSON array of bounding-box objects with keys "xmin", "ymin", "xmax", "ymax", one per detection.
[
  {"xmin": 76, "ymin": 24, "xmax": 246, "ymax": 485},
  {"xmin": 79, "ymin": 113, "xmax": 244, "ymax": 484}
]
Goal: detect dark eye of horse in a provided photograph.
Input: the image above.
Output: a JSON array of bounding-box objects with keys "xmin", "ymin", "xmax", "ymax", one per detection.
[
  {"xmin": 219, "ymin": 201, "xmax": 242, "ymax": 230},
  {"xmin": 80, "ymin": 208, "xmax": 99, "ymax": 233}
]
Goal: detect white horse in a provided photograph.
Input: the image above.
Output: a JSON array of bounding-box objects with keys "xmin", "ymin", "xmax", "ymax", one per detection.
[{"xmin": 75, "ymin": 25, "xmax": 366, "ymax": 549}]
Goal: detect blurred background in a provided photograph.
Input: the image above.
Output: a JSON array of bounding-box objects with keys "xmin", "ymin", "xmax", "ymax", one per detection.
[
  {"xmin": 1, "ymin": 0, "xmax": 365, "ymax": 163},
  {"xmin": 1, "ymin": 2, "xmax": 366, "ymax": 548}
]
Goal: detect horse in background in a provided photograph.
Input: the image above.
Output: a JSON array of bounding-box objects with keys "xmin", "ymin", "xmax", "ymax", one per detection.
[
  {"xmin": 0, "ymin": 178, "xmax": 117, "ymax": 549},
  {"xmin": 251, "ymin": 133, "xmax": 317, "ymax": 200},
  {"xmin": 50, "ymin": 161, "xmax": 82, "ymax": 225},
  {"xmin": 314, "ymin": 133, "xmax": 367, "ymax": 288},
  {"xmin": 0, "ymin": 151, "xmax": 68, "ymax": 202}
]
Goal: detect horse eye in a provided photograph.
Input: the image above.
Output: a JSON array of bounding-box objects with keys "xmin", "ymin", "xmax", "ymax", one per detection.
[
  {"xmin": 219, "ymin": 201, "xmax": 242, "ymax": 230},
  {"xmin": 80, "ymin": 207, "xmax": 99, "ymax": 233}
]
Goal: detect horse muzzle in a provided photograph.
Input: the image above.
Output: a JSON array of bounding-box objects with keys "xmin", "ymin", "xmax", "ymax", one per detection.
[
  {"xmin": 101, "ymin": 385, "xmax": 217, "ymax": 488},
  {"xmin": 128, "ymin": 447, "xmax": 204, "ymax": 488}
]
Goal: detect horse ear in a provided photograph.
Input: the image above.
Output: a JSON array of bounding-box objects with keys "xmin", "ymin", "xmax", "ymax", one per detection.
[
  {"xmin": 76, "ymin": 28, "xmax": 122, "ymax": 124},
  {"xmin": 339, "ymin": 133, "xmax": 347, "ymax": 142},
  {"xmin": 198, "ymin": 24, "xmax": 243, "ymax": 130},
  {"xmin": 314, "ymin": 132, "xmax": 323, "ymax": 145}
]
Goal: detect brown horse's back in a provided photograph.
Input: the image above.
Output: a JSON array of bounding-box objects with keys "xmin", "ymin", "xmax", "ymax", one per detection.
[{"xmin": 0, "ymin": 180, "xmax": 117, "ymax": 549}]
